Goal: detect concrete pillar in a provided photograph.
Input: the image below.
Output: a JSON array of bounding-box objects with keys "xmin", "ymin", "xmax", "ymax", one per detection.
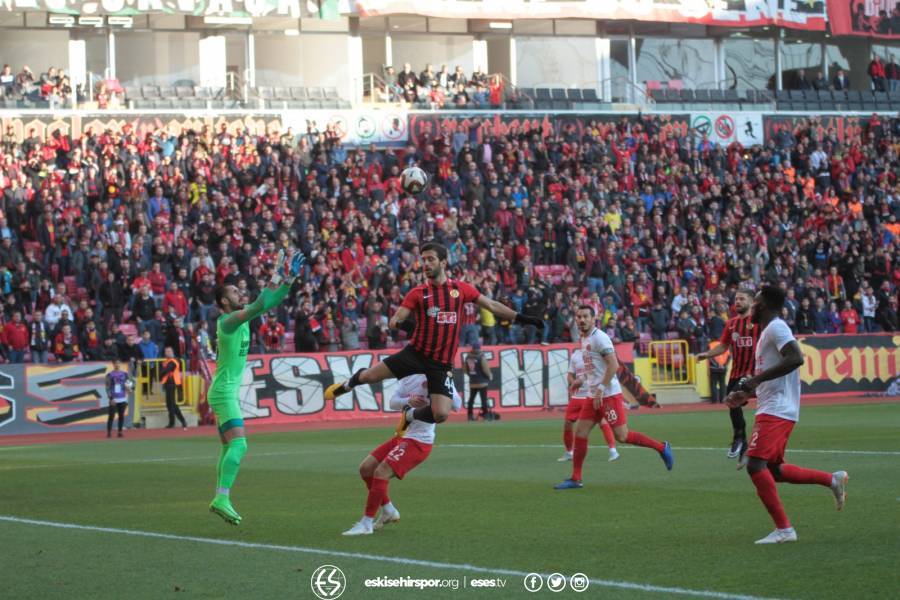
[
  {"xmin": 385, "ymin": 33, "xmax": 393, "ymax": 68},
  {"xmin": 473, "ymin": 38, "xmax": 488, "ymax": 73},
  {"xmin": 775, "ymin": 34, "xmax": 782, "ymax": 91},
  {"xmin": 199, "ymin": 35, "xmax": 227, "ymax": 89},
  {"xmin": 348, "ymin": 32, "xmax": 363, "ymax": 105},
  {"xmin": 69, "ymin": 38, "xmax": 87, "ymax": 90},
  {"xmin": 246, "ymin": 31, "xmax": 256, "ymax": 88},
  {"xmin": 628, "ymin": 32, "xmax": 637, "ymax": 103},
  {"xmin": 715, "ymin": 37, "xmax": 725, "ymax": 89},
  {"xmin": 595, "ymin": 37, "xmax": 610, "ymax": 101},
  {"xmin": 107, "ymin": 29, "xmax": 116, "ymax": 79},
  {"xmin": 509, "ymin": 36, "xmax": 517, "ymax": 85}
]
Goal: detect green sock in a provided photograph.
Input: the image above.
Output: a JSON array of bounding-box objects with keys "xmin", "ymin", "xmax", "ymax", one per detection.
[
  {"xmin": 215, "ymin": 444, "xmax": 229, "ymax": 494},
  {"xmin": 216, "ymin": 437, "xmax": 248, "ymax": 492}
]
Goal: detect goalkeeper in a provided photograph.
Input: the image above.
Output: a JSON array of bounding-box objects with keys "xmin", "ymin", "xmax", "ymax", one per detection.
[{"xmin": 207, "ymin": 250, "xmax": 305, "ymax": 525}]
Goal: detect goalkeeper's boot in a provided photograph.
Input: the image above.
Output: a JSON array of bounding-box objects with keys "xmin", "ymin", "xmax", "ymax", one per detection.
[
  {"xmin": 209, "ymin": 494, "xmax": 242, "ymax": 525},
  {"xmin": 659, "ymin": 441, "xmax": 674, "ymax": 471},
  {"xmin": 553, "ymin": 479, "xmax": 584, "ymax": 490}
]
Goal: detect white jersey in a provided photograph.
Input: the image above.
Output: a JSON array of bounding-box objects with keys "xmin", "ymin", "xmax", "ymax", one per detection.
[
  {"xmin": 580, "ymin": 327, "xmax": 622, "ymax": 397},
  {"xmin": 389, "ymin": 374, "xmax": 462, "ymax": 445},
  {"xmin": 568, "ymin": 350, "xmax": 592, "ymax": 399},
  {"xmin": 754, "ymin": 318, "xmax": 801, "ymax": 422}
]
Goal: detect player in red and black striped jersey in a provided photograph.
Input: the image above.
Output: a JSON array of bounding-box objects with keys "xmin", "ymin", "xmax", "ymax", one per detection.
[
  {"xmin": 697, "ymin": 288, "xmax": 758, "ymax": 465},
  {"xmin": 325, "ymin": 242, "xmax": 543, "ymax": 428}
]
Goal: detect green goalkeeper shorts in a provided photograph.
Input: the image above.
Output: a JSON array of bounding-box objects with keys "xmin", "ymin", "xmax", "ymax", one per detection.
[{"xmin": 208, "ymin": 396, "xmax": 244, "ymax": 433}]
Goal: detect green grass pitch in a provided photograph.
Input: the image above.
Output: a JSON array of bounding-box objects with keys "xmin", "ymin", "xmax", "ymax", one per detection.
[{"xmin": 0, "ymin": 403, "xmax": 897, "ymax": 599}]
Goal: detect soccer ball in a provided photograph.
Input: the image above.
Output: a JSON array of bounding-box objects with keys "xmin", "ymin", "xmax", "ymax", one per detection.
[
  {"xmin": 124, "ymin": 378, "xmax": 135, "ymax": 391},
  {"xmin": 400, "ymin": 166, "xmax": 428, "ymax": 195}
]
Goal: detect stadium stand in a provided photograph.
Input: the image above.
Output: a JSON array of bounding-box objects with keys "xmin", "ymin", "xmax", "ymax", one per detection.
[{"xmin": 0, "ymin": 109, "xmax": 898, "ymax": 364}]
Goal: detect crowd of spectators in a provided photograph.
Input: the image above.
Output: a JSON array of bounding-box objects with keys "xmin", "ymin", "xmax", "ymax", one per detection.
[
  {"xmin": 378, "ymin": 62, "xmax": 511, "ymax": 109},
  {"xmin": 0, "ymin": 108, "xmax": 899, "ymax": 365},
  {"xmin": 0, "ymin": 64, "xmax": 74, "ymax": 104}
]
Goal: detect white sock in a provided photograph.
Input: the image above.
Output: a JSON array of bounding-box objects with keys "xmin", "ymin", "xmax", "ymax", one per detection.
[
  {"xmin": 362, "ymin": 516, "xmax": 374, "ymax": 527},
  {"xmin": 382, "ymin": 501, "xmax": 397, "ymax": 514},
  {"xmin": 216, "ymin": 487, "xmax": 230, "ymax": 496}
]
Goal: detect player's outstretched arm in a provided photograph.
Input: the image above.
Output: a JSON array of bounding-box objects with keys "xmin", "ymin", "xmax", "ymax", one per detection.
[
  {"xmin": 696, "ymin": 343, "xmax": 728, "ymax": 362},
  {"xmin": 477, "ymin": 294, "xmax": 544, "ymax": 329},
  {"xmin": 221, "ymin": 251, "xmax": 306, "ymax": 334}
]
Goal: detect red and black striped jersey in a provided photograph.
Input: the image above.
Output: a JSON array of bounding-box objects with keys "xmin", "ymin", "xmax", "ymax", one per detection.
[
  {"xmin": 719, "ymin": 314, "xmax": 758, "ymax": 381},
  {"xmin": 401, "ymin": 279, "xmax": 481, "ymax": 366}
]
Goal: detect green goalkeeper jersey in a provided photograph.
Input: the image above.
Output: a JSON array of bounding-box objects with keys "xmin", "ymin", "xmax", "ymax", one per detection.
[{"xmin": 208, "ymin": 316, "xmax": 251, "ymax": 399}]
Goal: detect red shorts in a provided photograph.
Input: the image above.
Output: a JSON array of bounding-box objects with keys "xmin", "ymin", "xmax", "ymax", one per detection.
[
  {"xmin": 565, "ymin": 398, "xmax": 587, "ymax": 421},
  {"xmin": 746, "ymin": 413, "xmax": 795, "ymax": 464},
  {"xmin": 370, "ymin": 437, "xmax": 432, "ymax": 480},
  {"xmin": 578, "ymin": 393, "xmax": 627, "ymax": 427}
]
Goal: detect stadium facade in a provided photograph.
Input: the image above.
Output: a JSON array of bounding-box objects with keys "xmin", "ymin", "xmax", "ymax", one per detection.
[{"xmin": 0, "ymin": 0, "xmax": 898, "ymax": 110}]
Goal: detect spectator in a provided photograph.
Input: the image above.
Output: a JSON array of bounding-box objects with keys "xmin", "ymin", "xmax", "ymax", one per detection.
[
  {"xmin": 861, "ymin": 286, "xmax": 878, "ymax": 332},
  {"xmin": 649, "ymin": 300, "xmax": 670, "ymax": 341},
  {"xmin": 366, "ymin": 299, "xmax": 388, "ymax": 350},
  {"xmin": 3, "ymin": 311, "xmax": 28, "ymax": 363},
  {"xmin": 832, "ymin": 68, "xmax": 850, "ymax": 91},
  {"xmin": 45, "ymin": 295, "xmax": 72, "ymax": 331},
  {"xmin": 811, "ymin": 70, "xmax": 828, "ymax": 91},
  {"xmin": 840, "ymin": 300, "xmax": 861, "ymax": 334},
  {"xmin": 796, "ymin": 297, "xmax": 815, "ymax": 334},
  {"xmin": 889, "ymin": 56, "xmax": 900, "ymax": 93},
  {"xmin": 0, "ymin": 64, "xmax": 13, "ymax": 95},
  {"xmin": 162, "ymin": 282, "xmax": 188, "ymax": 319},
  {"xmin": 258, "ymin": 313, "xmax": 285, "ymax": 353},
  {"xmin": 133, "ymin": 287, "xmax": 156, "ymax": 336},
  {"xmin": 869, "ymin": 55, "xmax": 887, "ymax": 91},
  {"xmin": 340, "ymin": 315, "xmax": 360, "ymax": 351},
  {"xmin": 294, "ymin": 305, "xmax": 319, "ymax": 352},
  {"xmin": 53, "ymin": 323, "xmax": 80, "ymax": 362},
  {"xmin": 795, "ymin": 69, "xmax": 812, "ymax": 90},
  {"xmin": 28, "ymin": 309, "xmax": 50, "ymax": 363},
  {"xmin": 138, "ymin": 330, "xmax": 159, "ymax": 360},
  {"xmin": 81, "ymin": 320, "xmax": 103, "ymax": 360}
]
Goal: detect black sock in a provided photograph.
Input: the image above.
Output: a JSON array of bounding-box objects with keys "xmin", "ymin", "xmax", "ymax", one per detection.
[
  {"xmin": 348, "ymin": 369, "xmax": 364, "ymax": 389},
  {"xmin": 412, "ymin": 405, "xmax": 435, "ymax": 423},
  {"xmin": 729, "ymin": 406, "xmax": 746, "ymax": 439}
]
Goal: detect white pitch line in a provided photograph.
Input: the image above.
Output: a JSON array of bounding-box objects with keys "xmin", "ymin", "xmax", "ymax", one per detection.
[
  {"xmin": 440, "ymin": 444, "xmax": 900, "ymax": 456},
  {"xmin": 0, "ymin": 514, "xmax": 783, "ymax": 600}
]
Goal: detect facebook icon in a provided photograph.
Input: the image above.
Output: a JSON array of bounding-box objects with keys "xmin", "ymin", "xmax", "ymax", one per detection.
[{"xmin": 524, "ymin": 573, "xmax": 544, "ymax": 592}]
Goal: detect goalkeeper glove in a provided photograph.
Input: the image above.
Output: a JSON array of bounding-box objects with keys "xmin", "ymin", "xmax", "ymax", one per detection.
[{"xmin": 270, "ymin": 250, "xmax": 307, "ymax": 285}]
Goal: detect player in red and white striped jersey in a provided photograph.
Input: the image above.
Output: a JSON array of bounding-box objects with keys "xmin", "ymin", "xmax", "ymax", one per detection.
[
  {"xmin": 325, "ymin": 242, "xmax": 542, "ymax": 428},
  {"xmin": 342, "ymin": 374, "xmax": 462, "ymax": 536},
  {"xmin": 698, "ymin": 288, "xmax": 758, "ymax": 464}
]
